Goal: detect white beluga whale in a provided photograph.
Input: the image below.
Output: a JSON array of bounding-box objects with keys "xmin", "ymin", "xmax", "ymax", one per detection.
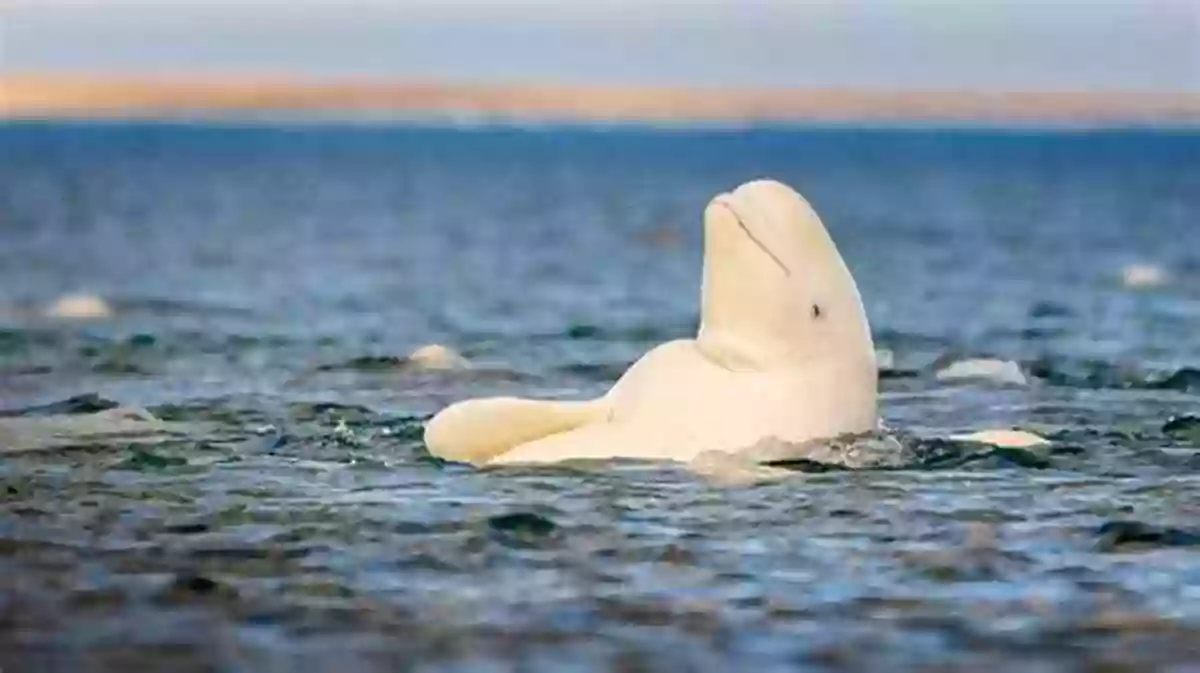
[{"xmin": 424, "ymin": 178, "xmax": 881, "ymax": 466}]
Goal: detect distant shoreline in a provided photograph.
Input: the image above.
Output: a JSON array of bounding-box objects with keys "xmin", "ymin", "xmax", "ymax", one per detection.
[{"xmin": 3, "ymin": 73, "xmax": 1198, "ymax": 126}]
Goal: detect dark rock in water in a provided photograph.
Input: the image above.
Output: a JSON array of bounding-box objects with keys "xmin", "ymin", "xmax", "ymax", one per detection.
[
  {"xmin": 928, "ymin": 350, "xmax": 972, "ymax": 373},
  {"xmin": 563, "ymin": 322, "xmax": 676, "ymax": 342},
  {"xmin": 1163, "ymin": 414, "xmax": 1200, "ymax": 443},
  {"xmin": 1026, "ymin": 360, "xmax": 1069, "ymax": 386},
  {"xmin": 164, "ymin": 521, "xmax": 211, "ymax": 535},
  {"xmin": 316, "ymin": 350, "xmax": 473, "ymax": 373},
  {"xmin": 761, "ymin": 458, "xmax": 849, "ymax": 473},
  {"xmin": 1163, "ymin": 414, "xmax": 1200, "ymax": 434},
  {"xmin": 289, "ymin": 401, "xmax": 377, "ymax": 424},
  {"xmin": 1049, "ymin": 443, "xmax": 1087, "ymax": 456},
  {"xmin": 912, "ymin": 439, "xmax": 1052, "ymax": 470},
  {"xmin": 1028, "ymin": 300, "xmax": 1073, "ymax": 319},
  {"xmin": 115, "ymin": 447, "xmax": 188, "ymax": 471},
  {"xmin": 0, "ymin": 393, "xmax": 120, "ymax": 418},
  {"xmin": 1027, "ymin": 356, "xmax": 1144, "ymax": 390},
  {"xmin": 415, "ymin": 450, "xmax": 448, "ymax": 468},
  {"xmin": 1095, "ymin": 521, "xmax": 1200, "ymax": 552},
  {"xmin": 1018, "ymin": 326, "xmax": 1069, "ymax": 341},
  {"xmin": 384, "ymin": 416, "xmax": 429, "ymax": 442},
  {"xmin": 11, "ymin": 364, "xmax": 53, "ymax": 375},
  {"xmin": 565, "ymin": 323, "xmax": 603, "ymax": 339},
  {"xmin": 161, "ymin": 573, "xmax": 236, "ymax": 603},
  {"xmin": 903, "ymin": 438, "xmax": 974, "ymax": 467},
  {"xmin": 488, "ymin": 512, "xmax": 558, "ymax": 536},
  {"xmin": 127, "ymin": 333, "xmax": 157, "ymax": 348},
  {"xmin": 1033, "ymin": 360, "xmax": 1200, "ymax": 393},
  {"xmin": 174, "ymin": 575, "xmax": 219, "ymax": 594},
  {"xmin": 317, "ymin": 355, "xmax": 406, "ymax": 372},
  {"xmin": 0, "ymin": 328, "xmax": 32, "ymax": 354},
  {"xmin": 878, "ymin": 368, "xmax": 921, "ymax": 380},
  {"xmin": 148, "ymin": 402, "xmax": 264, "ymax": 426},
  {"xmin": 487, "ymin": 512, "xmax": 560, "ymax": 548},
  {"xmin": 307, "ymin": 400, "xmax": 372, "ymax": 417},
  {"xmin": 1146, "ymin": 368, "xmax": 1200, "ymax": 392},
  {"xmin": 91, "ymin": 358, "xmax": 152, "ymax": 375}
]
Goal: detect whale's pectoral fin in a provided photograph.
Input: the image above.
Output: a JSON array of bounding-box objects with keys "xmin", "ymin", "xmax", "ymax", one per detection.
[
  {"xmin": 423, "ymin": 397, "xmax": 608, "ymax": 466},
  {"xmin": 484, "ymin": 422, "xmax": 638, "ymax": 466}
]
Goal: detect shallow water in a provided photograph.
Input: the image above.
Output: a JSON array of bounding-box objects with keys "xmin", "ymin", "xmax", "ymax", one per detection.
[{"xmin": 1, "ymin": 122, "xmax": 1198, "ymax": 671}]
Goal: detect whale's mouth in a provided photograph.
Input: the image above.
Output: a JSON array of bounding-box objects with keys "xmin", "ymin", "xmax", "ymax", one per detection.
[{"xmin": 713, "ymin": 199, "xmax": 791, "ymax": 276}]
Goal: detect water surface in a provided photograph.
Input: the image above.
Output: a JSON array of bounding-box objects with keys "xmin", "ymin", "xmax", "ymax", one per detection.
[{"xmin": 1, "ymin": 122, "xmax": 1198, "ymax": 671}]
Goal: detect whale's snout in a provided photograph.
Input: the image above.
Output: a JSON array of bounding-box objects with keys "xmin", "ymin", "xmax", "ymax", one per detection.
[
  {"xmin": 705, "ymin": 192, "xmax": 790, "ymax": 276},
  {"xmin": 705, "ymin": 193, "xmax": 735, "ymax": 219}
]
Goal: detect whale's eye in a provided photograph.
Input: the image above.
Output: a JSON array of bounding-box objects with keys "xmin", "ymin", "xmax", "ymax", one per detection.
[{"xmin": 811, "ymin": 304, "xmax": 822, "ymax": 319}]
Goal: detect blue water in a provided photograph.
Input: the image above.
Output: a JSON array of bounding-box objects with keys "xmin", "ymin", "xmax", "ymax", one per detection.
[{"xmin": 0, "ymin": 122, "xmax": 1198, "ymax": 671}]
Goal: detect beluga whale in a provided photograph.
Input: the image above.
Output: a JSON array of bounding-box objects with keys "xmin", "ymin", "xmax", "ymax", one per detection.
[{"xmin": 424, "ymin": 178, "xmax": 881, "ymax": 466}]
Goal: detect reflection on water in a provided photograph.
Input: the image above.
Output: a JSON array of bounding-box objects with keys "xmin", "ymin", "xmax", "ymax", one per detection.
[{"xmin": 0, "ymin": 122, "xmax": 1198, "ymax": 671}]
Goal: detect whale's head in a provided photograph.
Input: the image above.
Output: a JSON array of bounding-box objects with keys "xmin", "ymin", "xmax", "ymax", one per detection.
[{"xmin": 697, "ymin": 179, "xmax": 875, "ymax": 373}]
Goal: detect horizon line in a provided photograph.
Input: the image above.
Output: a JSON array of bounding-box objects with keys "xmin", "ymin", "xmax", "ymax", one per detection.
[{"xmin": 5, "ymin": 72, "xmax": 1199, "ymax": 125}]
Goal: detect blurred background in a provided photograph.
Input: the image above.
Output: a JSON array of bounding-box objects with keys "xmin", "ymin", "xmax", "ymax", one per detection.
[
  {"xmin": 1, "ymin": 2, "xmax": 1199, "ymax": 672},
  {"xmin": 3, "ymin": 0, "xmax": 1198, "ymax": 88},
  {"xmin": 4, "ymin": 0, "xmax": 1199, "ymax": 120}
]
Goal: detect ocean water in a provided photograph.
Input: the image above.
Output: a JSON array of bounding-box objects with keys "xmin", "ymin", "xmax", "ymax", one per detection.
[{"xmin": 0, "ymin": 121, "xmax": 1198, "ymax": 671}]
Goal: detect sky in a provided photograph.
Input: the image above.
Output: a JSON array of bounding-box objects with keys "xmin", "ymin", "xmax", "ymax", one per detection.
[{"xmin": 2, "ymin": 0, "xmax": 1198, "ymax": 91}]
